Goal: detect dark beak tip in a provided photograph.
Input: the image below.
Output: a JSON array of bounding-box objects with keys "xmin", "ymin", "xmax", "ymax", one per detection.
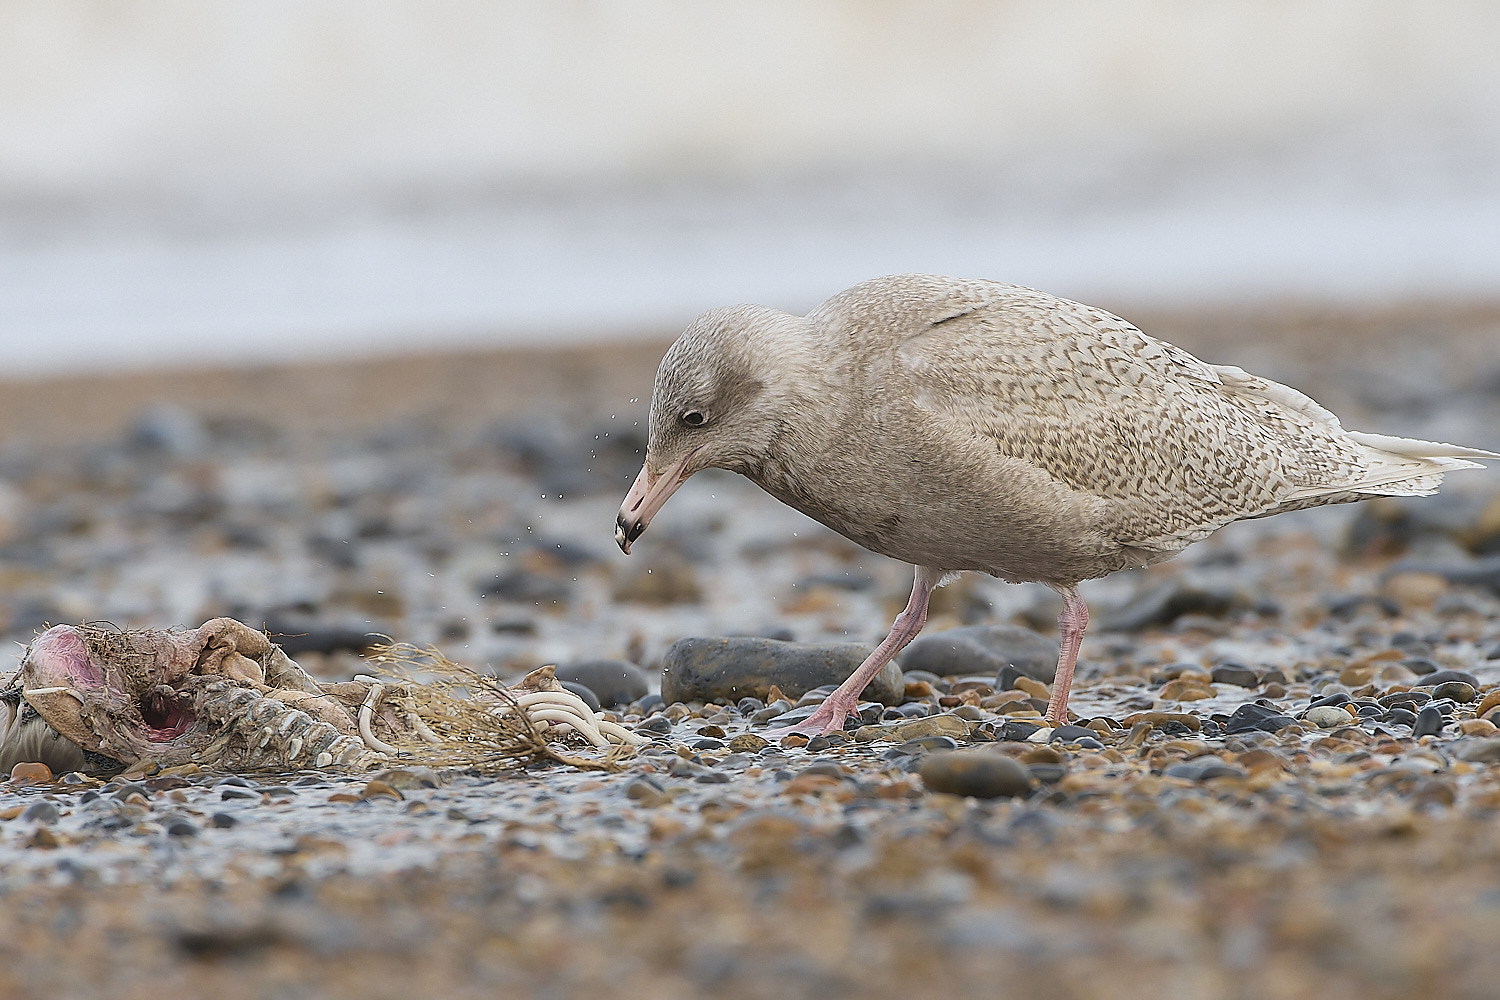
[{"xmin": 614, "ymin": 518, "xmax": 635, "ymax": 555}]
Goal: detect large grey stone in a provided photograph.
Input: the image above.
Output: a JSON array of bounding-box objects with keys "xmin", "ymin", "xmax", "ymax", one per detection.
[
  {"xmin": 660, "ymin": 637, "xmax": 904, "ymax": 706},
  {"xmin": 898, "ymin": 625, "xmax": 1059, "ymax": 684},
  {"xmin": 554, "ymin": 659, "xmax": 650, "ymax": 708}
]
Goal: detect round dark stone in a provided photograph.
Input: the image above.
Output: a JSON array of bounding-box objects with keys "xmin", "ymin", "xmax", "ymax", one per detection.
[
  {"xmin": 899, "ymin": 625, "xmax": 1060, "ymax": 685},
  {"xmin": 1308, "ymin": 691, "xmax": 1351, "ymax": 709},
  {"xmin": 214, "ymin": 776, "xmax": 259, "ymax": 788},
  {"xmin": 691, "ymin": 738, "xmax": 724, "ymax": 750},
  {"xmin": 660, "ymin": 636, "xmax": 903, "ymax": 706},
  {"xmin": 919, "ymin": 751, "xmax": 1033, "ymax": 799},
  {"xmin": 167, "ymin": 819, "xmax": 199, "ymax": 837},
  {"xmin": 1048, "ymin": 725, "xmax": 1097, "ymax": 744},
  {"xmin": 220, "ymin": 787, "xmax": 261, "ymax": 801},
  {"xmin": 1403, "ymin": 657, "xmax": 1440, "ymax": 676},
  {"xmin": 1210, "ymin": 663, "xmax": 1260, "ymax": 688},
  {"xmin": 1423, "ymin": 669, "xmax": 1481, "ymax": 688},
  {"xmin": 999, "ymin": 720, "xmax": 1042, "ymax": 742},
  {"xmin": 1379, "ymin": 690, "xmax": 1431, "ymax": 708},
  {"xmin": 1025, "ymin": 762, "xmax": 1068, "ymax": 784},
  {"xmin": 1431, "ymin": 681, "xmax": 1477, "ymax": 703},
  {"xmin": 1386, "ymin": 707, "xmax": 1418, "ymax": 727},
  {"xmin": 1412, "ymin": 705, "xmax": 1446, "ymax": 738},
  {"xmin": 1224, "ymin": 702, "xmax": 1297, "ymax": 734},
  {"xmin": 554, "ymin": 659, "xmax": 650, "ymax": 708},
  {"xmin": 636, "ymin": 693, "xmax": 664, "ymax": 714},
  {"xmin": 557, "ymin": 681, "xmax": 602, "ymax": 713},
  {"xmin": 736, "ymin": 697, "xmax": 765, "ymax": 714},
  {"xmin": 634, "ymin": 715, "xmax": 672, "ymax": 735},
  {"xmin": 211, "ymin": 812, "xmax": 239, "ymax": 829}
]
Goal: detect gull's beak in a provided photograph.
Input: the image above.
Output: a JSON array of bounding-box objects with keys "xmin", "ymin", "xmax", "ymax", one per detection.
[{"xmin": 615, "ymin": 451, "xmax": 697, "ymax": 554}]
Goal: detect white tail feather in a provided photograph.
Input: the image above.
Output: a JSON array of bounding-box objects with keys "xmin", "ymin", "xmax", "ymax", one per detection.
[{"xmin": 1279, "ymin": 432, "xmax": 1496, "ymax": 503}]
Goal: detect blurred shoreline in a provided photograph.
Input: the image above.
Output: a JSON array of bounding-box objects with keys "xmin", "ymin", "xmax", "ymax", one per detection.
[{"xmin": 3, "ymin": 298, "xmax": 1499, "ymax": 450}]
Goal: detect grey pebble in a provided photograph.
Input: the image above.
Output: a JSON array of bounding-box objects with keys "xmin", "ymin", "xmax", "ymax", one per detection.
[
  {"xmin": 1303, "ymin": 706, "xmax": 1355, "ymax": 729},
  {"xmin": 898, "ymin": 736, "xmax": 960, "ymax": 754},
  {"xmin": 1211, "ymin": 663, "xmax": 1260, "ymax": 688},
  {"xmin": 20, "ymin": 800, "xmax": 59, "ymax": 825},
  {"xmin": 1163, "ymin": 757, "xmax": 1247, "ymax": 781},
  {"xmin": 220, "ymin": 786, "xmax": 261, "ymax": 801},
  {"xmin": 1413, "ymin": 705, "xmax": 1446, "ymax": 738}
]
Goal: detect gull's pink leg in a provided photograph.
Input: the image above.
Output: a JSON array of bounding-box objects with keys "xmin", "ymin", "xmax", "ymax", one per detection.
[
  {"xmin": 767, "ymin": 566, "xmax": 943, "ymax": 737},
  {"xmin": 1043, "ymin": 586, "xmax": 1088, "ymax": 725}
]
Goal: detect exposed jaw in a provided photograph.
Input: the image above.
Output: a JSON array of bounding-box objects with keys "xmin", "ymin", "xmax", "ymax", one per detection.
[{"xmin": 615, "ymin": 449, "xmax": 699, "ymax": 554}]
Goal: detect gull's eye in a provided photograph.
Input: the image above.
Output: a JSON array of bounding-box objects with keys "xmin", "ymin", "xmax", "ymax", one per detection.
[{"xmin": 680, "ymin": 409, "xmax": 708, "ymax": 428}]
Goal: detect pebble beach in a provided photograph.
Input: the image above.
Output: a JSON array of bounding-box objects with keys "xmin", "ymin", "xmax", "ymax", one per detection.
[{"xmin": 2, "ymin": 305, "xmax": 1500, "ymax": 999}]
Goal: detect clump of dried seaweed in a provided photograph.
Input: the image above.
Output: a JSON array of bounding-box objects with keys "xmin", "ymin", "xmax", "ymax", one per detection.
[{"xmin": 364, "ymin": 643, "xmax": 634, "ymax": 772}]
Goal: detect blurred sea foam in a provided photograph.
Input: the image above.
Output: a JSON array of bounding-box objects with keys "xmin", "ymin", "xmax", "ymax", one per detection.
[{"xmin": 2, "ymin": 1, "xmax": 1499, "ymax": 375}]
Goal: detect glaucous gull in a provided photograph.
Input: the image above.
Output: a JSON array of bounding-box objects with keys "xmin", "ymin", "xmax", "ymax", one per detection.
[{"xmin": 616, "ymin": 275, "xmax": 1495, "ymax": 735}]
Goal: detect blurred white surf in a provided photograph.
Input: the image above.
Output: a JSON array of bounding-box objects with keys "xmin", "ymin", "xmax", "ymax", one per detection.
[{"xmin": 1, "ymin": 1, "xmax": 1498, "ymax": 374}]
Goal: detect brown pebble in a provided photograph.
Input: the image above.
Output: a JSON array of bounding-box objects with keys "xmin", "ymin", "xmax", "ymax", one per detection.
[
  {"xmin": 118, "ymin": 759, "xmax": 159, "ymax": 780},
  {"xmin": 1475, "ymin": 688, "xmax": 1500, "ymax": 718},
  {"xmin": 1013, "ymin": 676, "xmax": 1050, "ymax": 700},
  {"xmin": 361, "ymin": 779, "xmax": 405, "ymax": 803},
  {"xmin": 780, "ymin": 733, "xmax": 810, "ymax": 749},
  {"xmin": 1020, "ymin": 746, "xmax": 1064, "ymax": 765},
  {"xmin": 9, "ymin": 763, "xmax": 51, "ymax": 785},
  {"xmin": 328, "ymin": 793, "xmax": 362, "ymax": 804},
  {"xmin": 1121, "ymin": 711, "xmax": 1203, "ymax": 732},
  {"xmin": 919, "ymin": 750, "xmax": 1033, "ymax": 799},
  {"xmin": 1158, "ymin": 678, "xmax": 1215, "ymax": 701},
  {"xmin": 1410, "ymin": 778, "xmax": 1456, "ymax": 808},
  {"xmin": 26, "ymin": 827, "xmax": 60, "ymax": 850},
  {"xmin": 980, "ymin": 691, "xmax": 1030, "ymax": 709},
  {"xmin": 889, "ymin": 715, "xmax": 969, "ymax": 741},
  {"xmin": 369, "ymin": 767, "xmax": 441, "ymax": 790}
]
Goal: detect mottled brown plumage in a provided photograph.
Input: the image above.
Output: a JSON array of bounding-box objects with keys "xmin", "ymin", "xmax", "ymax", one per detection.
[{"xmin": 617, "ymin": 274, "xmax": 1495, "ymax": 732}]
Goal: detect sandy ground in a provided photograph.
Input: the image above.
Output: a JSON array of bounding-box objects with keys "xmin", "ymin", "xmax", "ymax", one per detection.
[{"xmin": 1, "ymin": 302, "xmax": 1499, "ymax": 1000}]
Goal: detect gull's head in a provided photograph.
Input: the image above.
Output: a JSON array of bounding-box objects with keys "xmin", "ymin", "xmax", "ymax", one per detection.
[{"xmin": 615, "ymin": 304, "xmax": 811, "ymax": 553}]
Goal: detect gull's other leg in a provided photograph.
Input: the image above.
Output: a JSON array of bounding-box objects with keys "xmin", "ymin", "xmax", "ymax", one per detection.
[
  {"xmin": 1043, "ymin": 586, "xmax": 1088, "ymax": 726},
  {"xmin": 769, "ymin": 566, "xmax": 943, "ymax": 737}
]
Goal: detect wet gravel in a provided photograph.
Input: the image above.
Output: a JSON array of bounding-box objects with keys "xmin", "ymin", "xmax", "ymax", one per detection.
[{"xmin": 1, "ymin": 316, "xmax": 1500, "ymax": 999}]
